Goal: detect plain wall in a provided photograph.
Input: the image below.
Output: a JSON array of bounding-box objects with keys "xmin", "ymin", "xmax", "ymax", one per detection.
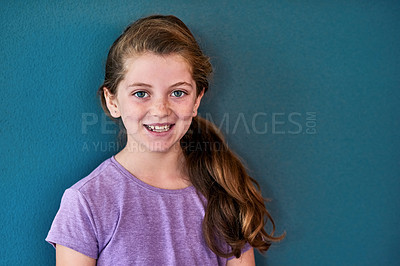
[{"xmin": 1, "ymin": 0, "xmax": 399, "ymax": 265}]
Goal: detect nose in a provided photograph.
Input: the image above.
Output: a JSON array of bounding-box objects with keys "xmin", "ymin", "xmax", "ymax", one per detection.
[{"xmin": 150, "ymin": 96, "xmax": 170, "ymax": 118}]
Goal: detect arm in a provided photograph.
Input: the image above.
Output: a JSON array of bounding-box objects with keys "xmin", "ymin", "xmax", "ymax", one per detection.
[
  {"xmin": 227, "ymin": 248, "xmax": 255, "ymax": 266},
  {"xmin": 56, "ymin": 244, "xmax": 96, "ymax": 266}
]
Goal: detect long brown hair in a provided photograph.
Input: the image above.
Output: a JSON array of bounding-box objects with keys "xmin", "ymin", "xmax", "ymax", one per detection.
[{"xmin": 98, "ymin": 14, "xmax": 284, "ymax": 258}]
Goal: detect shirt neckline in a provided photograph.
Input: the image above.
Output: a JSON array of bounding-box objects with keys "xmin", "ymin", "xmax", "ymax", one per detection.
[{"xmin": 110, "ymin": 156, "xmax": 195, "ymax": 194}]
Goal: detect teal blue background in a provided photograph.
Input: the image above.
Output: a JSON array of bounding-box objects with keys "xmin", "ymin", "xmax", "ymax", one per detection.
[{"xmin": 1, "ymin": 1, "xmax": 399, "ymax": 265}]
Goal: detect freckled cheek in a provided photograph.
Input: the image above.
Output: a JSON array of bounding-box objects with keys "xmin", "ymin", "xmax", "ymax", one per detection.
[
  {"xmin": 119, "ymin": 108, "xmax": 147, "ymax": 133},
  {"xmin": 175, "ymin": 103, "xmax": 197, "ymax": 120}
]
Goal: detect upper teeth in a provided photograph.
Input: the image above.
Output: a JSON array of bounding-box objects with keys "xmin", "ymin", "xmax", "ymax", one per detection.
[{"xmin": 146, "ymin": 125, "xmax": 171, "ymax": 132}]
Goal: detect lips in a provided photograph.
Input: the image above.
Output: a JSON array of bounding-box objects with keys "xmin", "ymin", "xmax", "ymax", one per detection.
[{"xmin": 144, "ymin": 124, "xmax": 174, "ymax": 133}]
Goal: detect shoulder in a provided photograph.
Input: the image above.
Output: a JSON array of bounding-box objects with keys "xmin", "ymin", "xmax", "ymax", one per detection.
[
  {"xmin": 56, "ymin": 156, "xmax": 126, "ymax": 216},
  {"xmin": 67, "ymin": 156, "xmax": 135, "ymax": 201},
  {"xmin": 50, "ymin": 157, "xmax": 133, "ymax": 251},
  {"xmin": 62, "ymin": 156, "xmax": 135, "ymax": 215},
  {"xmin": 70, "ymin": 157, "xmax": 120, "ymax": 191}
]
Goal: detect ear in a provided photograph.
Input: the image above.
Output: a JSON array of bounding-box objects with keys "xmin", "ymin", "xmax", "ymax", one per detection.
[
  {"xmin": 192, "ymin": 88, "xmax": 205, "ymax": 117},
  {"xmin": 103, "ymin": 87, "xmax": 121, "ymax": 118}
]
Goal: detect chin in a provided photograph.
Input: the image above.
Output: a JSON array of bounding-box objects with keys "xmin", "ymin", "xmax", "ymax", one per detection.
[{"xmin": 144, "ymin": 142, "xmax": 180, "ymax": 153}]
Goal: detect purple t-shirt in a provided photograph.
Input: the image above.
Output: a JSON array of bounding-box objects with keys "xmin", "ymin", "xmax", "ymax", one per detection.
[{"xmin": 46, "ymin": 157, "xmax": 249, "ymax": 265}]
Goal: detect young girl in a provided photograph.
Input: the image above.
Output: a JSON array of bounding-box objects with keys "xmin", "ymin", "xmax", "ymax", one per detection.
[{"xmin": 46, "ymin": 15, "xmax": 283, "ymax": 265}]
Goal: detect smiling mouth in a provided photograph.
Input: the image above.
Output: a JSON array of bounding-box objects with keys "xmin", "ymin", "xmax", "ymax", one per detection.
[{"xmin": 144, "ymin": 124, "xmax": 174, "ymax": 133}]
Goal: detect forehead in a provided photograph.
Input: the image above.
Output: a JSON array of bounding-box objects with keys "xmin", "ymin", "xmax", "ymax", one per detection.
[{"xmin": 122, "ymin": 53, "xmax": 194, "ymax": 84}]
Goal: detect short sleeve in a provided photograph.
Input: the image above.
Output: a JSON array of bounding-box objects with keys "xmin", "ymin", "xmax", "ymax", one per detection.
[{"xmin": 45, "ymin": 188, "xmax": 98, "ymax": 259}]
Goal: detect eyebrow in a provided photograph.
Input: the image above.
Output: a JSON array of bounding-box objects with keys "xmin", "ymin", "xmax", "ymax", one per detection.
[
  {"xmin": 127, "ymin": 81, "xmax": 193, "ymax": 89},
  {"xmin": 127, "ymin": 82, "xmax": 151, "ymax": 88},
  {"xmin": 170, "ymin": 81, "xmax": 193, "ymax": 88}
]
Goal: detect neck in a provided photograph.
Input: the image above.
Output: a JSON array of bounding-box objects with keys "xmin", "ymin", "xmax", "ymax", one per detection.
[{"xmin": 114, "ymin": 142, "xmax": 190, "ymax": 190}]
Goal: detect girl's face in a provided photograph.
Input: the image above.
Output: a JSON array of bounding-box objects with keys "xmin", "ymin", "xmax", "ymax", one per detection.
[{"xmin": 105, "ymin": 53, "xmax": 203, "ymax": 153}]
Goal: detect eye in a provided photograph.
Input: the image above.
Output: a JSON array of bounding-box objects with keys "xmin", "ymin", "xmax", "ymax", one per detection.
[
  {"xmin": 133, "ymin": 91, "xmax": 148, "ymax": 98},
  {"xmin": 171, "ymin": 90, "xmax": 186, "ymax": 98}
]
